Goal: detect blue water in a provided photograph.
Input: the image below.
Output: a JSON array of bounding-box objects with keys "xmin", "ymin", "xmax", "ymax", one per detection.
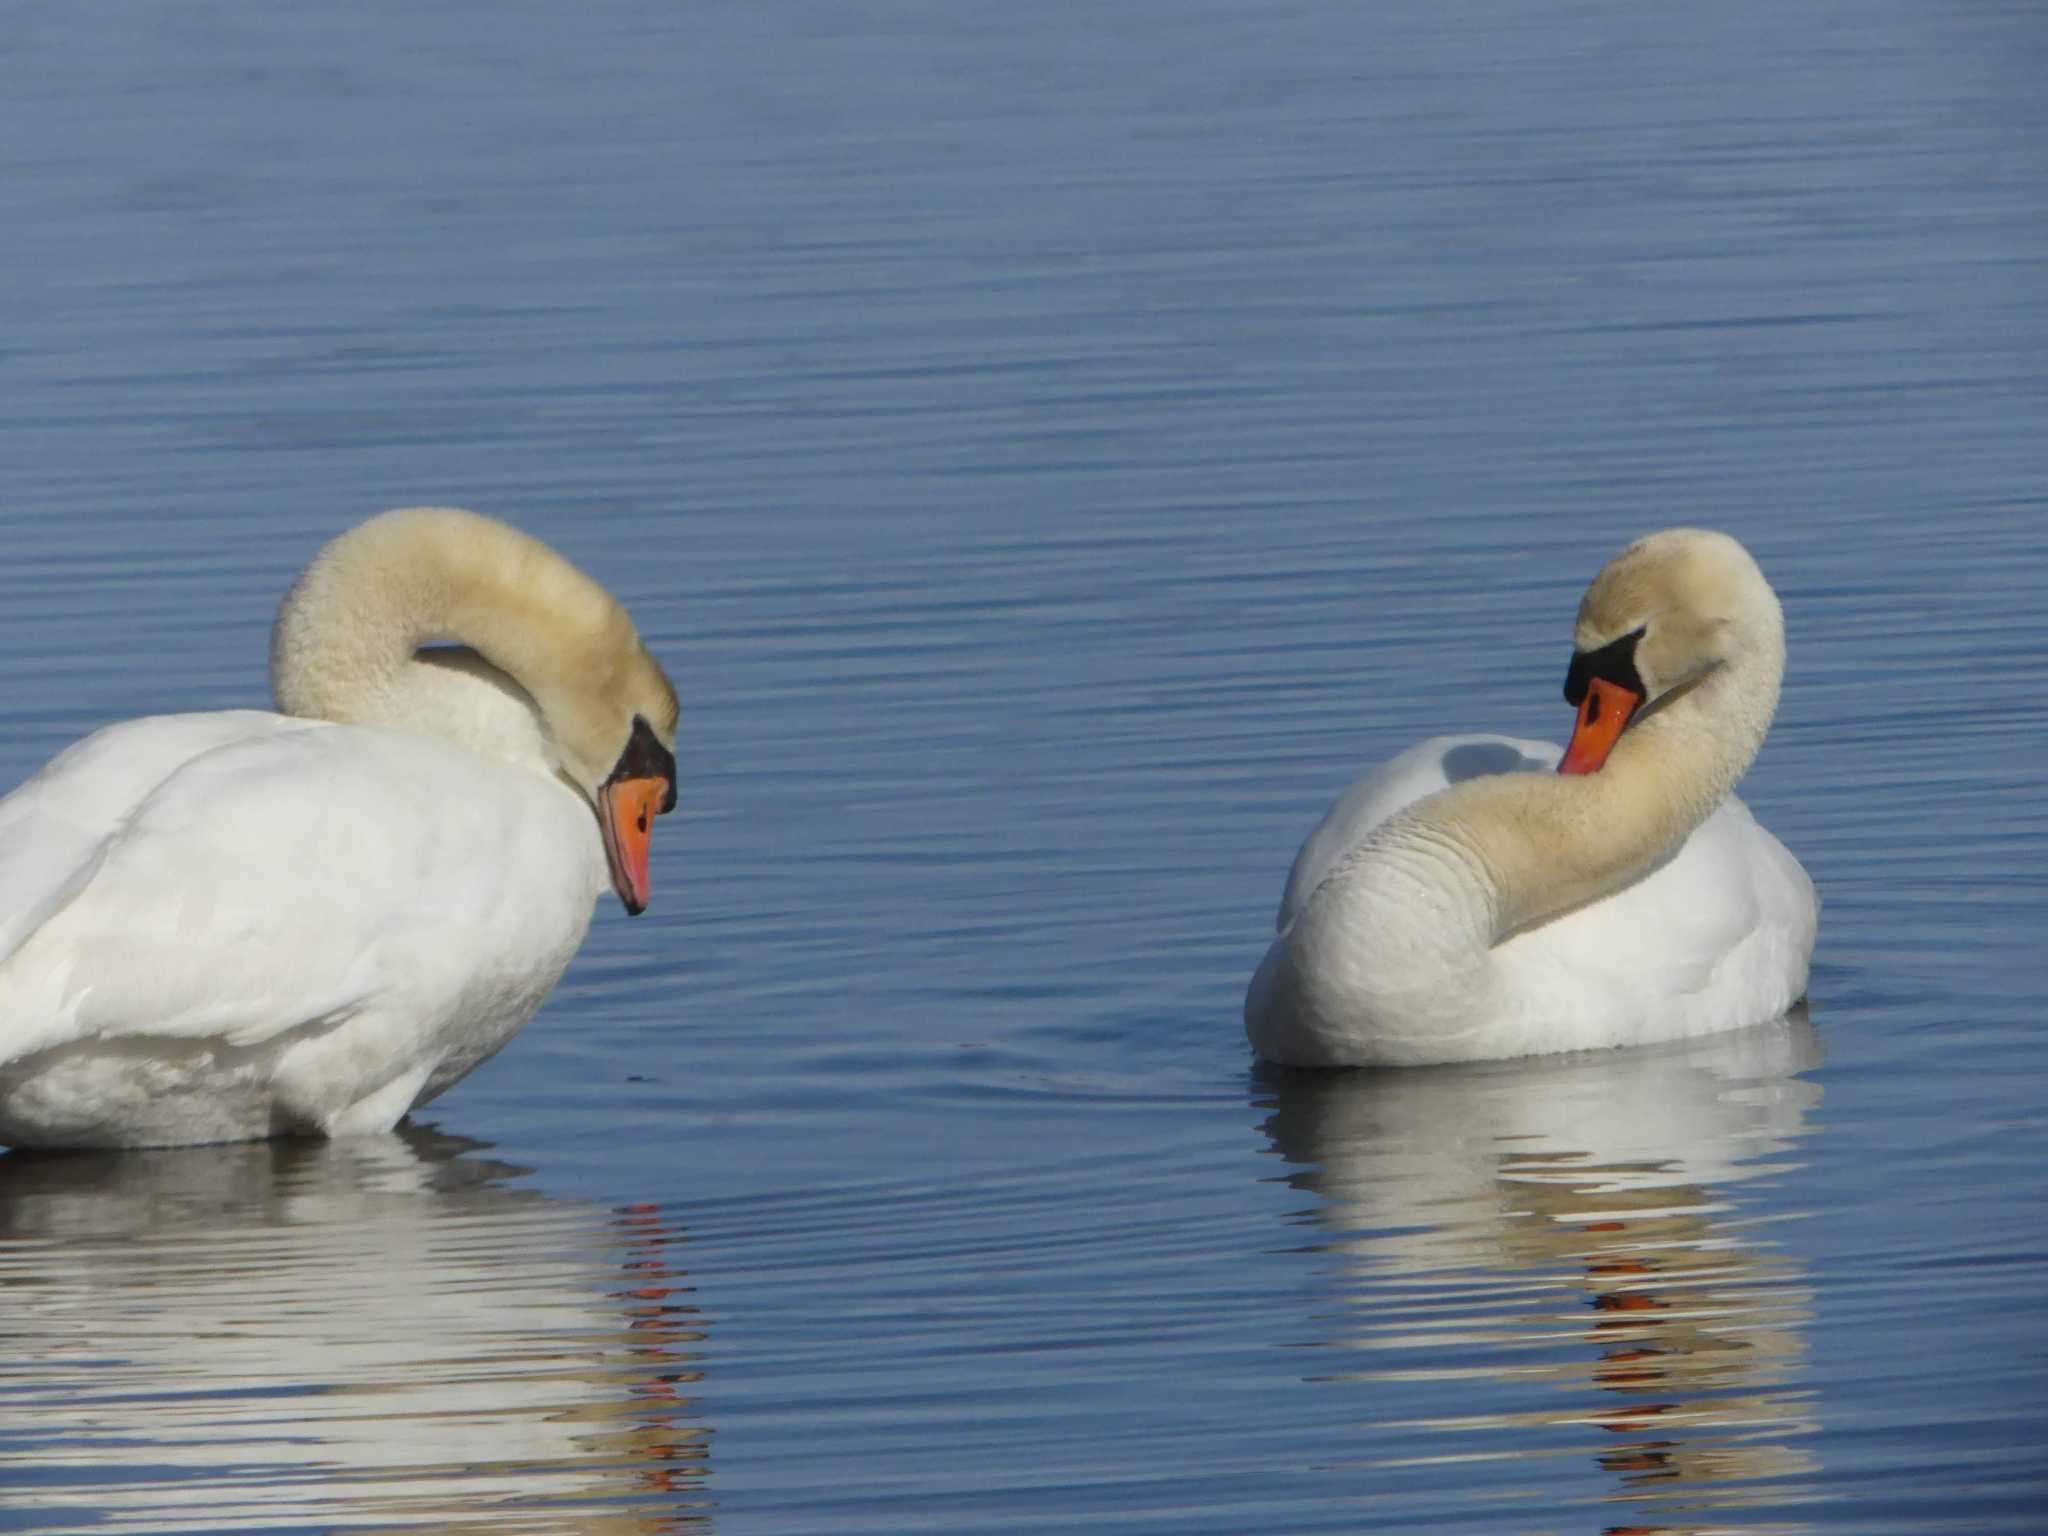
[{"xmin": 2, "ymin": 2, "xmax": 2045, "ymax": 1531}]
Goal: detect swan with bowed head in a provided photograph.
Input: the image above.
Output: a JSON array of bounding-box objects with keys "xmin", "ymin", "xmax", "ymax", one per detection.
[{"xmin": 0, "ymin": 509, "xmax": 679, "ymax": 1150}]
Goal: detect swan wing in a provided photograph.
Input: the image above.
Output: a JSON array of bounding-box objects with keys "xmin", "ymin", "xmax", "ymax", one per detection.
[
  {"xmin": 1488, "ymin": 796, "xmax": 1817, "ymax": 1053},
  {"xmin": 0, "ymin": 716, "xmax": 600, "ymax": 1068},
  {"xmin": 0, "ymin": 713, "xmax": 315, "ymax": 970},
  {"xmin": 1500, "ymin": 797, "xmax": 1814, "ymax": 992}
]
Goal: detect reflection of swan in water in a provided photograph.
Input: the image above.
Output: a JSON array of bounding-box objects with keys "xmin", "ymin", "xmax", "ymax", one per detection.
[
  {"xmin": 1257, "ymin": 1017, "xmax": 1824, "ymax": 1529},
  {"xmin": 0, "ymin": 1128, "xmax": 709, "ymax": 1534}
]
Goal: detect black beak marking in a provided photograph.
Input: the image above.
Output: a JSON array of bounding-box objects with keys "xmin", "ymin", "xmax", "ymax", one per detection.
[
  {"xmin": 608, "ymin": 715, "xmax": 678, "ymax": 811},
  {"xmin": 1564, "ymin": 626, "xmax": 1648, "ymax": 707}
]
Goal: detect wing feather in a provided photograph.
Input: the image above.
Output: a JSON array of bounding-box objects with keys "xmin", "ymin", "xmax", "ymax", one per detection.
[{"xmin": 0, "ymin": 716, "xmax": 598, "ymax": 1067}]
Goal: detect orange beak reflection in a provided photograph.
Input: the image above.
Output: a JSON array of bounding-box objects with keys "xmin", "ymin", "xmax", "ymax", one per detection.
[
  {"xmin": 1559, "ymin": 676, "xmax": 1643, "ymax": 775},
  {"xmin": 598, "ymin": 774, "xmax": 670, "ymax": 915}
]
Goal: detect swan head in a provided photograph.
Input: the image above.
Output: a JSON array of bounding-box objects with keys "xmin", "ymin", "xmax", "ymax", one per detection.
[
  {"xmin": 545, "ymin": 641, "xmax": 680, "ymax": 918},
  {"xmin": 272, "ymin": 507, "xmax": 684, "ymax": 916},
  {"xmin": 1559, "ymin": 528, "xmax": 1782, "ymax": 774}
]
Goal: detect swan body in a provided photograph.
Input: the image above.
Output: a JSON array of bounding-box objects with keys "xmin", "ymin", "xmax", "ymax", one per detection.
[
  {"xmin": 1247, "ymin": 529, "xmax": 1817, "ymax": 1068},
  {"xmin": 0, "ymin": 509, "xmax": 680, "ymax": 1150}
]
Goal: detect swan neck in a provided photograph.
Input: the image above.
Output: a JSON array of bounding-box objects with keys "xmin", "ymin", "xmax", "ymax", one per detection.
[
  {"xmin": 268, "ymin": 509, "xmax": 629, "ymax": 768},
  {"xmin": 1442, "ymin": 635, "xmax": 1780, "ymax": 941}
]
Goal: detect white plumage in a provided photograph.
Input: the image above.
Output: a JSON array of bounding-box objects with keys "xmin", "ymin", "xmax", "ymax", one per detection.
[
  {"xmin": 0, "ymin": 509, "xmax": 679, "ymax": 1150},
  {"xmin": 1247, "ymin": 530, "xmax": 1818, "ymax": 1067},
  {"xmin": 1251, "ymin": 732, "xmax": 1816, "ymax": 1064}
]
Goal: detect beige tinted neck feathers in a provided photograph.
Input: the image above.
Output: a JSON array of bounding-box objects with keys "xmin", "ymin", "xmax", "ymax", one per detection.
[
  {"xmin": 270, "ymin": 508, "xmax": 678, "ymax": 796},
  {"xmin": 1387, "ymin": 529, "xmax": 1785, "ymax": 940}
]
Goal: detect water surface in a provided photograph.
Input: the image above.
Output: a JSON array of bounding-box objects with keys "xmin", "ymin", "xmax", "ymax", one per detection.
[{"xmin": 1, "ymin": 2, "xmax": 2044, "ymax": 1532}]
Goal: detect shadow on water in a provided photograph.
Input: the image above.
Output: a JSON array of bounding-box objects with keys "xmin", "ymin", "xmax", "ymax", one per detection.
[
  {"xmin": 0, "ymin": 1126, "xmax": 710, "ymax": 1534},
  {"xmin": 1255, "ymin": 1015, "xmax": 1825, "ymax": 1536}
]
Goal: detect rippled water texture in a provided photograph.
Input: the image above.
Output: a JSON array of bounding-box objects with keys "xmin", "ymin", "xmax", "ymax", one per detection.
[
  {"xmin": 2, "ymin": 2, "xmax": 2044, "ymax": 1532},
  {"xmin": 2, "ymin": 1136, "xmax": 706, "ymax": 1532}
]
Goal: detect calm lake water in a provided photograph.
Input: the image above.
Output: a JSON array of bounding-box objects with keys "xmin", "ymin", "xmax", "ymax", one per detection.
[{"xmin": 2, "ymin": 3, "xmax": 2045, "ymax": 1532}]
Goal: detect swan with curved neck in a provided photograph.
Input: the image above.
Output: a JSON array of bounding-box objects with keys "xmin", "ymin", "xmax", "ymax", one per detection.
[
  {"xmin": 0, "ymin": 508, "xmax": 680, "ymax": 1149},
  {"xmin": 272, "ymin": 507, "xmax": 680, "ymax": 912},
  {"xmin": 1246, "ymin": 528, "xmax": 1816, "ymax": 1067}
]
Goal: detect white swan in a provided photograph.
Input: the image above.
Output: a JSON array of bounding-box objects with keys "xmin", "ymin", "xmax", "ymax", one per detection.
[
  {"xmin": 1246, "ymin": 528, "xmax": 1817, "ymax": 1067},
  {"xmin": 0, "ymin": 508, "xmax": 680, "ymax": 1149}
]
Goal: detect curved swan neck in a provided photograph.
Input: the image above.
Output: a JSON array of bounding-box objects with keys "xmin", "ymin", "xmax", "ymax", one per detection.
[
  {"xmin": 1444, "ymin": 611, "xmax": 1783, "ymax": 940},
  {"xmin": 1249, "ymin": 527, "xmax": 1797, "ymax": 1068},
  {"xmin": 269, "ymin": 508, "xmax": 642, "ymax": 770}
]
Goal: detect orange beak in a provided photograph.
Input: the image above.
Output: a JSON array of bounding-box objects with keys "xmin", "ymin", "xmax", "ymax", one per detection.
[
  {"xmin": 1558, "ymin": 676, "xmax": 1642, "ymax": 775},
  {"xmin": 598, "ymin": 775, "xmax": 670, "ymax": 915}
]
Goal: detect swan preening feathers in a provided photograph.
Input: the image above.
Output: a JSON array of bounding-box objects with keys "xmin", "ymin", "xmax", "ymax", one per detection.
[
  {"xmin": 0, "ymin": 509, "xmax": 679, "ymax": 1150},
  {"xmin": 1246, "ymin": 528, "xmax": 1817, "ymax": 1067}
]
